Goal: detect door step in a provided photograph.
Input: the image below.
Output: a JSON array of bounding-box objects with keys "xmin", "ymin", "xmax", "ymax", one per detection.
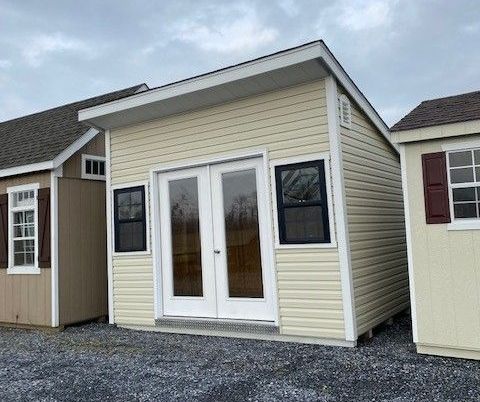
[{"xmin": 155, "ymin": 317, "xmax": 279, "ymax": 335}]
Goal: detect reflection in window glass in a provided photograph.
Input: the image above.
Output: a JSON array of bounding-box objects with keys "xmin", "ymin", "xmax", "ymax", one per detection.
[{"xmin": 114, "ymin": 186, "xmax": 146, "ymax": 252}]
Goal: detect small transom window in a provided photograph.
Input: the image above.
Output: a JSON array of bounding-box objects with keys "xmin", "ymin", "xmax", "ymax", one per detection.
[
  {"xmin": 448, "ymin": 149, "xmax": 480, "ymax": 219},
  {"xmin": 82, "ymin": 154, "xmax": 106, "ymax": 180}
]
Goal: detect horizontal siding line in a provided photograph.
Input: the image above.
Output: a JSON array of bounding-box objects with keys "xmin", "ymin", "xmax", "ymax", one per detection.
[
  {"xmin": 348, "ymin": 223, "xmax": 406, "ymax": 232},
  {"xmin": 349, "ymin": 249, "xmax": 407, "ymax": 266},
  {"xmin": 346, "ymin": 198, "xmax": 404, "ymax": 208},
  {"xmin": 343, "ymin": 163, "xmax": 402, "ymax": 183},
  {"xmin": 281, "ymin": 326, "xmax": 345, "ymax": 338},
  {"xmin": 278, "ymin": 298, "xmax": 343, "ymax": 307},
  {"xmin": 342, "ymin": 144, "xmax": 400, "ymax": 169},
  {"xmin": 113, "ymin": 81, "xmax": 326, "ymax": 138},
  {"xmin": 352, "ymin": 260, "xmax": 407, "ymax": 279},
  {"xmin": 342, "ymin": 132, "xmax": 394, "ymax": 156},
  {"xmin": 342, "ymin": 154, "xmax": 400, "ymax": 176},
  {"xmin": 112, "ymin": 120, "xmax": 329, "ymax": 164},
  {"xmin": 344, "ymin": 182, "xmax": 403, "ymax": 198},
  {"xmin": 347, "ymin": 210, "xmax": 405, "ymax": 219},
  {"xmin": 112, "ymin": 95, "xmax": 327, "ymax": 146},
  {"xmin": 353, "ymin": 264, "xmax": 407, "ymax": 284},
  {"xmin": 280, "ymin": 307, "xmax": 344, "ymax": 317},
  {"xmin": 350, "ymin": 244, "xmax": 407, "ymax": 258},
  {"xmin": 281, "ymin": 317, "xmax": 345, "ymax": 328},
  {"xmin": 278, "ymin": 289, "xmax": 342, "ymax": 299},
  {"xmin": 343, "ymin": 170, "xmax": 402, "ymax": 189},
  {"xmin": 357, "ymin": 299, "xmax": 410, "ymax": 331},
  {"xmin": 355, "ymin": 276, "xmax": 409, "ymax": 301},
  {"xmin": 356, "ymin": 290, "xmax": 410, "ymax": 318},
  {"xmin": 349, "ymin": 238, "xmax": 408, "ymax": 252},
  {"xmin": 349, "ymin": 229, "xmax": 406, "ymax": 239},
  {"xmin": 112, "ymin": 131, "xmax": 330, "ymax": 173},
  {"xmin": 346, "ymin": 207, "xmax": 405, "ymax": 217}
]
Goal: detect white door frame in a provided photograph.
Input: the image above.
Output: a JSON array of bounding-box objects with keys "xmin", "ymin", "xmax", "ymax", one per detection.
[{"xmin": 149, "ymin": 148, "xmax": 279, "ymax": 325}]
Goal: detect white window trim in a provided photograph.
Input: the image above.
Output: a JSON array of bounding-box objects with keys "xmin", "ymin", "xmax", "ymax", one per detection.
[
  {"xmin": 6, "ymin": 183, "xmax": 40, "ymax": 275},
  {"xmin": 445, "ymin": 146, "xmax": 480, "ymax": 231},
  {"xmin": 111, "ymin": 181, "xmax": 151, "ymax": 257},
  {"xmin": 81, "ymin": 154, "xmax": 106, "ymax": 181},
  {"xmin": 269, "ymin": 153, "xmax": 337, "ymax": 249}
]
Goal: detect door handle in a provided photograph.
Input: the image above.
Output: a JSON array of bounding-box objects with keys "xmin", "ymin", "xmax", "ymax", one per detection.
[{"xmin": 214, "ymin": 249, "xmax": 221, "ymax": 254}]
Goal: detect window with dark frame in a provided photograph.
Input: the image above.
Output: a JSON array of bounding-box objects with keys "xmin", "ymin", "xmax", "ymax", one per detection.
[
  {"xmin": 114, "ymin": 186, "xmax": 147, "ymax": 252},
  {"xmin": 275, "ymin": 160, "xmax": 331, "ymax": 244}
]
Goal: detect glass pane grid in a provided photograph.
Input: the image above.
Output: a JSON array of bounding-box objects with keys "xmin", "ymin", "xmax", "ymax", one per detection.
[{"xmin": 449, "ymin": 149, "xmax": 480, "ymax": 183}]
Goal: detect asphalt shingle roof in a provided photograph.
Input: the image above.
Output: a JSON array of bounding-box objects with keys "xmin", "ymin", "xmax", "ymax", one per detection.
[
  {"xmin": 0, "ymin": 84, "xmax": 146, "ymax": 170},
  {"xmin": 391, "ymin": 90, "xmax": 480, "ymax": 132}
]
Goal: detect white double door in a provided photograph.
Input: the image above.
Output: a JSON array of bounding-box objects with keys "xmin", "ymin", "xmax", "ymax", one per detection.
[{"xmin": 158, "ymin": 157, "xmax": 275, "ymax": 322}]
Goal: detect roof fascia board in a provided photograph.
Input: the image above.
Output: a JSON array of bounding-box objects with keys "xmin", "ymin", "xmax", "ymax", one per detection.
[
  {"xmin": 78, "ymin": 42, "xmax": 323, "ymax": 122},
  {"xmin": 0, "ymin": 127, "xmax": 100, "ymax": 179}
]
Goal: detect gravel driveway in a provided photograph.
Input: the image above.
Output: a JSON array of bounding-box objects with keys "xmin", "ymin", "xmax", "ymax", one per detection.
[{"xmin": 0, "ymin": 313, "xmax": 478, "ymax": 401}]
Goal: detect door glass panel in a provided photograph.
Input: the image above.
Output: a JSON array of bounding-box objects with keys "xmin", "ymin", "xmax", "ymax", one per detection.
[
  {"xmin": 169, "ymin": 177, "xmax": 203, "ymax": 297},
  {"xmin": 222, "ymin": 169, "xmax": 263, "ymax": 298}
]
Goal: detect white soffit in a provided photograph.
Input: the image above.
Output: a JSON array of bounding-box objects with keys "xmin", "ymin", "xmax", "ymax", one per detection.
[{"xmin": 79, "ymin": 41, "xmax": 394, "ymax": 150}]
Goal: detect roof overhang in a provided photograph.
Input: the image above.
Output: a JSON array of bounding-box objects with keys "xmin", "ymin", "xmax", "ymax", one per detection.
[
  {"xmin": 391, "ymin": 119, "xmax": 480, "ymax": 144},
  {"xmin": 79, "ymin": 40, "xmax": 395, "ymax": 151},
  {"xmin": 0, "ymin": 127, "xmax": 99, "ymax": 179}
]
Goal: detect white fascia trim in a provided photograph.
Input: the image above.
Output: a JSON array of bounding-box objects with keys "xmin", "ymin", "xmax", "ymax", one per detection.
[
  {"xmin": 0, "ymin": 127, "xmax": 100, "ymax": 179},
  {"xmin": 50, "ymin": 167, "xmax": 62, "ymax": 327},
  {"xmin": 399, "ymin": 144, "xmax": 418, "ymax": 342},
  {"xmin": 77, "ymin": 42, "xmax": 393, "ymax": 152},
  {"xmin": 442, "ymin": 139, "xmax": 480, "ymax": 151},
  {"xmin": 105, "ymin": 130, "xmax": 115, "ymax": 324},
  {"xmin": 325, "ymin": 75, "xmax": 357, "ymax": 342}
]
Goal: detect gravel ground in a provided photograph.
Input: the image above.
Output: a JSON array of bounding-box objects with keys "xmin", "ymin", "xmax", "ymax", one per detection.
[{"xmin": 0, "ymin": 313, "xmax": 478, "ymax": 402}]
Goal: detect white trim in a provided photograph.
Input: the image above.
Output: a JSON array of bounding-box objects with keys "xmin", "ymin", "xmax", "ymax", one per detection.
[
  {"xmin": 105, "ymin": 130, "xmax": 115, "ymax": 324},
  {"xmin": 325, "ymin": 75, "xmax": 357, "ymax": 342},
  {"xmin": 6, "ymin": 183, "xmax": 40, "ymax": 275},
  {"xmin": 269, "ymin": 152, "xmax": 337, "ymax": 249},
  {"xmin": 0, "ymin": 127, "xmax": 100, "ymax": 179},
  {"xmin": 81, "ymin": 154, "xmax": 106, "ymax": 181},
  {"xmin": 50, "ymin": 167, "xmax": 61, "ymax": 327},
  {"xmin": 78, "ymin": 41, "xmax": 394, "ymax": 152},
  {"xmin": 442, "ymin": 139, "xmax": 480, "ymax": 152},
  {"xmin": 150, "ymin": 169, "xmax": 161, "ymax": 319},
  {"xmin": 399, "ymin": 144, "xmax": 418, "ymax": 342},
  {"xmin": 111, "ymin": 180, "xmax": 151, "ymax": 257}
]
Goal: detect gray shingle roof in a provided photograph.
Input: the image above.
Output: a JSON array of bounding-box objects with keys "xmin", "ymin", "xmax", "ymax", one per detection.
[
  {"xmin": 0, "ymin": 84, "xmax": 146, "ymax": 170},
  {"xmin": 391, "ymin": 90, "xmax": 480, "ymax": 132}
]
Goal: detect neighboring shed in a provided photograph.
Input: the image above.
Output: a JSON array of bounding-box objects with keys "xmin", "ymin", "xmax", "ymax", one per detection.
[
  {"xmin": 79, "ymin": 41, "xmax": 409, "ymax": 346},
  {"xmin": 0, "ymin": 84, "xmax": 147, "ymax": 328},
  {"xmin": 392, "ymin": 90, "xmax": 480, "ymax": 360}
]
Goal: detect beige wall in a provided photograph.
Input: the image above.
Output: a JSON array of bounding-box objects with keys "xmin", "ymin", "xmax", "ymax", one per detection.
[
  {"xmin": 404, "ymin": 135, "xmax": 480, "ymax": 358},
  {"xmin": 63, "ymin": 133, "xmax": 105, "ymax": 179},
  {"xmin": 58, "ymin": 177, "xmax": 108, "ymax": 325},
  {"xmin": 0, "ymin": 171, "xmax": 51, "ymax": 326},
  {"xmin": 340, "ymin": 94, "xmax": 409, "ymax": 335},
  {"xmin": 109, "ymin": 79, "xmax": 346, "ymax": 339}
]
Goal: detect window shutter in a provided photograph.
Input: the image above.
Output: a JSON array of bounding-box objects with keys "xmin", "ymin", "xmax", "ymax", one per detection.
[
  {"xmin": 38, "ymin": 187, "xmax": 51, "ymax": 268},
  {"xmin": 0, "ymin": 194, "xmax": 8, "ymax": 268},
  {"xmin": 422, "ymin": 152, "xmax": 451, "ymax": 224}
]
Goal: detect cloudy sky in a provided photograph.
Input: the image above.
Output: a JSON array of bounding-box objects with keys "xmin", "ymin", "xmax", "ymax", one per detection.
[{"xmin": 0, "ymin": 0, "xmax": 479, "ymax": 126}]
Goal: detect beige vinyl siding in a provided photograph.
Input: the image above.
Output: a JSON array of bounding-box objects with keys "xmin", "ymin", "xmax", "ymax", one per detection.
[
  {"xmin": 110, "ymin": 79, "xmax": 346, "ymax": 338},
  {"xmin": 0, "ymin": 171, "xmax": 51, "ymax": 326},
  {"xmin": 340, "ymin": 97, "xmax": 409, "ymax": 335},
  {"xmin": 404, "ymin": 135, "xmax": 480, "ymax": 358}
]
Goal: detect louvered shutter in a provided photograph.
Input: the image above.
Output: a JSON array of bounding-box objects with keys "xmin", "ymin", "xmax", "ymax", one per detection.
[
  {"xmin": 37, "ymin": 188, "xmax": 51, "ymax": 268},
  {"xmin": 422, "ymin": 152, "xmax": 451, "ymax": 224},
  {"xmin": 0, "ymin": 194, "xmax": 8, "ymax": 268}
]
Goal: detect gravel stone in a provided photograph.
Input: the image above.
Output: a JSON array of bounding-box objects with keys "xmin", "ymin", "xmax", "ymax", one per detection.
[{"xmin": 0, "ymin": 313, "xmax": 478, "ymax": 401}]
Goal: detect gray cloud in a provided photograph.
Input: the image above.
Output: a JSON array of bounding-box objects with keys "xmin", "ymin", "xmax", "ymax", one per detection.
[{"xmin": 0, "ymin": 0, "xmax": 479, "ymax": 126}]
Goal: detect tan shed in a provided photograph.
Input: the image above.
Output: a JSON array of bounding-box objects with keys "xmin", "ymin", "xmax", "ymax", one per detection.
[
  {"xmin": 79, "ymin": 41, "xmax": 409, "ymax": 346},
  {"xmin": 392, "ymin": 90, "xmax": 480, "ymax": 360},
  {"xmin": 0, "ymin": 84, "xmax": 147, "ymax": 328}
]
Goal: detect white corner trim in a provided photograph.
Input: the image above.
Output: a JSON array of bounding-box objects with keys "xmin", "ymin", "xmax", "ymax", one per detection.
[
  {"xmin": 325, "ymin": 75, "xmax": 357, "ymax": 342},
  {"xmin": 269, "ymin": 152, "xmax": 337, "ymax": 249},
  {"xmin": 399, "ymin": 144, "xmax": 418, "ymax": 342},
  {"xmin": 149, "ymin": 169, "xmax": 161, "ymax": 319},
  {"xmin": 0, "ymin": 127, "xmax": 100, "ymax": 179},
  {"xmin": 105, "ymin": 130, "xmax": 115, "ymax": 324},
  {"xmin": 50, "ymin": 167, "xmax": 61, "ymax": 327}
]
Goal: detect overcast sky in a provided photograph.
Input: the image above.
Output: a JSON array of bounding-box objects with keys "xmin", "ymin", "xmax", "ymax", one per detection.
[{"xmin": 0, "ymin": 0, "xmax": 479, "ymax": 126}]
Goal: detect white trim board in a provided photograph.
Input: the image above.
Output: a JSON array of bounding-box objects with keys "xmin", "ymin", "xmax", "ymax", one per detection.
[
  {"xmin": 0, "ymin": 127, "xmax": 100, "ymax": 179},
  {"xmin": 78, "ymin": 41, "xmax": 395, "ymax": 152},
  {"xmin": 50, "ymin": 167, "xmax": 62, "ymax": 327},
  {"xmin": 325, "ymin": 75, "xmax": 357, "ymax": 342}
]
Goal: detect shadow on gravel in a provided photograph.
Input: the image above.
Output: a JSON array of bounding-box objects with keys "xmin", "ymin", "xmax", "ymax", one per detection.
[{"xmin": 0, "ymin": 312, "xmax": 478, "ymax": 401}]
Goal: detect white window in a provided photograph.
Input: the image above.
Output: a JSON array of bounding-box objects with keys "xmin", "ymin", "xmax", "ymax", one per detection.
[
  {"xmin": 447, "ymin": 148, "xmax": 480, "ymax": 220},
  {"xmin": 7, "ymin": 184, "xmax": 39, "ymax": 274},
  {"xmin": 82, "ymin": 154, "xmax": 106, "ymax": 180},
  {"xmin": 338, "ymin": 94, "xmax": 351, "ymax": 128}
]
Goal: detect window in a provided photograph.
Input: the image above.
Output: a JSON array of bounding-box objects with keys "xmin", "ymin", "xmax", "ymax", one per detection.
[
  {"xmin": 8, "ymin": 185, "xmax": 38, "ymax": 273},
  {"xmin": 339, "ymin": 94, "xmax": 351, "ymax": 128},
  {"xmin": 275, "ymin": 160, "xmax": 331, "ymax": 244},
  {"xmin": 82, "ymin": 154, "xmax": 106, "ymax": 180},
  {"xmin": 448, "ymin": 148, "xmax": 480, "ymax": 219},
  {"xmin": 114, "ymin": 186, "xmax": 147, "ymax": 252}
]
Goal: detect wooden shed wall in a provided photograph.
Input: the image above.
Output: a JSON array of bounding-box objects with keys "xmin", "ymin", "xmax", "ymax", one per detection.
[
  {"xmin": 63, "ymin": 133, "xmax": 105, "ymax": 179},
  {"xmin": 58, "ymin": 177, "xmax": 107, "ymax": 325}
]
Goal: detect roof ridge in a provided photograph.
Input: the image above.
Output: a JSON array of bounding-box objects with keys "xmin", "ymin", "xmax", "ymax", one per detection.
[
  {"xmin": 0, "ymin": 83, "xmax": 147, "ymax": 125},
  {"xmin": 422, "ymin": 89, "xmax": 480, "ymax": 103}
]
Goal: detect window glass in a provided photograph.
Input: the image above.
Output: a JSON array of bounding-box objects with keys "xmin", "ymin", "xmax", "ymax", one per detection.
[
  {"xmin": 450, "ymin": 167, "xmax": 474, "ymax": 183},
  {"xmin": 449, "ymin": 151, "xmax": 472, "ymax": 167},
  {"xmin": 275, "ymin": 160, "xmax": 330, "ymax": 244},
  {"xmin": 114, "ymin": 186, "xmax": 146, "ymax": 252},
  {"xmin": 10, "ymin": 189, "xmax": 36, "ymax": 267},
  {"xmin": 83, "ymin": 155, "xmax": 106, "ymax": 180}
]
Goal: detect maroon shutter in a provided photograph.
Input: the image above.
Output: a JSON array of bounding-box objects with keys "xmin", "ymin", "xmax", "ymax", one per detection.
[
  {"xmin": 0, "ymin": 194, "xmax": 8, "ymax": 268},
  {"xmin": 422, "ymin": 152, "xmax": 451, "ymax": 224},
  {"xmin": 38, "ymin": 187, "xmax": 51, "ymax": 268}
]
